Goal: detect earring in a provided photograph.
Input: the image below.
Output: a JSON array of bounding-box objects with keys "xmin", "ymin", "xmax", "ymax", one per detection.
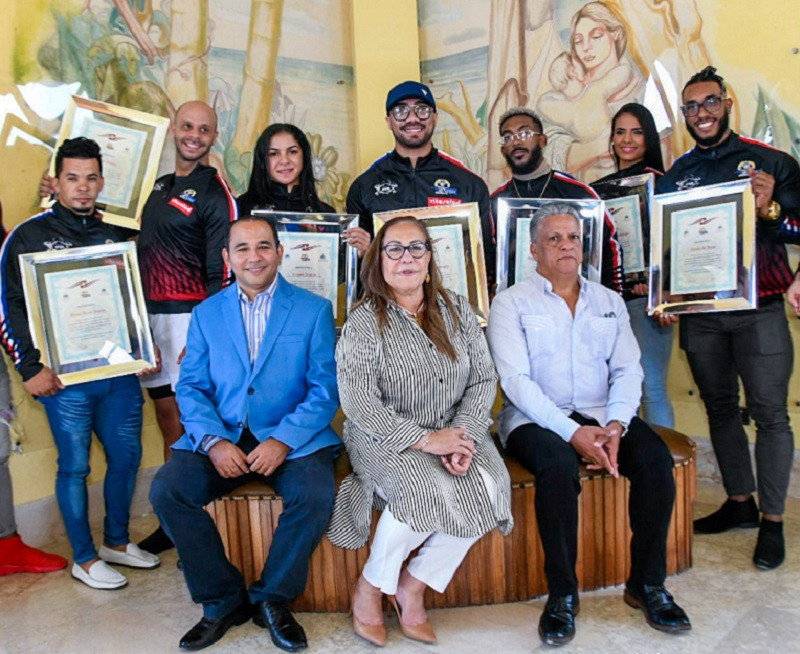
[{"xmin": 425, "ymin": 273, "xmax": 431, "ymax": 283}]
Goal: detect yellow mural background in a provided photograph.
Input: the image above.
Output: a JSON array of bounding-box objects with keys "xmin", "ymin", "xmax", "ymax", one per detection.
[{"xmin": 1, "ymin": 1, "xmax": 800, "ymax": 506}]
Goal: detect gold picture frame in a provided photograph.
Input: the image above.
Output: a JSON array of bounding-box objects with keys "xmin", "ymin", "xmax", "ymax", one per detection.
[
  {"xmin": 43, "ymin": 96, "xmax": 170, "ymax": 230},
  {"xmin": 374, "ymin": 203, "xmax": 490, "ymax": 326},
  {"xmin": 19, "ymin": 242, "xmax": 156, "ymax": 385}
]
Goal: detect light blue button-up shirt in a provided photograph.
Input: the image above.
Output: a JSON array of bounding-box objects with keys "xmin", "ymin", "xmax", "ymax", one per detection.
[
  {"xmin": 199, "ymin": 276, "xmax": 278, "ymax": 453},
  {"xmin": 237, "ymin": 276, "xmax": 278, "ymax": 364},
  {"xmin": 486, "ymin": 271, "xmax": 643, "ymax": 444}
]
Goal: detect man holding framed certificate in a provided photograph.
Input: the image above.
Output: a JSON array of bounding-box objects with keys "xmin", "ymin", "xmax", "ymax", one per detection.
[
  {"xmin": 490, "ymin": 107, "xmax": 624, "ymax": 295},
  {"xmin": 658, "ymin": 67, "xmax": 800, "ymax": 571},
  {"xmin": 346, "ymin": 81, "xmax": 495, "ymax": 284},
  {"xmin": 0, "ymin": 138, "xmax": 160, "ymax": 590}
]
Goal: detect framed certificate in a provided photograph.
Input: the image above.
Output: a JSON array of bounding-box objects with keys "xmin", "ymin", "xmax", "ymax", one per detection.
[
  {"xmin": 649, "ymin": 179, "xmax": 757, "ymax": 315},
  {"xmin": 43, "ymin": 96, "xmax": 170, "ymax": 230},
  {"xmin": 19, "ymin": 242, "xmax": 155, "ymax": 385},
  {"xmin": 374, "ymin": 203, "xmax": 490, "ymax": 326},
  {"xmin": 495, "ymin": 197, "xmax": 604, "ymax": 291},
  {"xmin": 254, "ymin": 211, "xmax": 359, "ymax": 329},
  {"xmin": 592, "ymin": 173, "xmax": 654, "ymax": 280}
]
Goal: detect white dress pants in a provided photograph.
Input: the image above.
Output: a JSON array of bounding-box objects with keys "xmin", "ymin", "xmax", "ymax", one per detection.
[{"xmin": 362, "ymin": 466, "xmax": 496, "ymax": 594}]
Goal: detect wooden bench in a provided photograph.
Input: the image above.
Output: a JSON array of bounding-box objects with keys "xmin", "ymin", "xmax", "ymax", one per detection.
[{"xmin": 206, "ymin": 427, "xmax": 695, "ymax": 612}]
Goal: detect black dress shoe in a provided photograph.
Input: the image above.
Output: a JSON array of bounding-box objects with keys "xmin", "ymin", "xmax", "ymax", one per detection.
[
  {"xmin": 137, "ymin": 525, "xmax": 175, "ymax": 554},
  {"xmin": 694, "ymin": 497, "xmax": 759, "ymax": 534},
  {"xmin": 179, "ymin": 601, "xmax": 252, "ymax": 651},
  {"xmin": 538, "ymin": 594, "xmax": 579, "ymax": 647},
  {"xmin": 753, "ymin": 519, "xmax": 785, "ymax": 570},
  {"xmin": 253, "ymin": 601, "xmax": 307, "ymax": 652},
  {"xmin": 624, "ymin": 583, "xmax": 691, "ymax": 633}
]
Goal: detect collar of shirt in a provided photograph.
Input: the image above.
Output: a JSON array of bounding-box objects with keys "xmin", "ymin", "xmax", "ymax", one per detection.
[
  {"xmin": 237, "ymin": 276, "xmax": 279, "ymax": 363},
  {"xmin": 529, "ymin": 269, "xmax": 588, "ymax": 297}
]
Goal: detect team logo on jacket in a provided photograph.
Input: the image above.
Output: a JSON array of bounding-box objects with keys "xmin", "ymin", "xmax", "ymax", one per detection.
[
  {"xmin": 153, "ymin": 181, "xmax": 165, "ymax": 192},
  {"xmin": 374, "ymin": 180, "xmax": 398, "ymax": 196},
  {"xmin": 675, "ymin": 174, "xmax": 701, "ymax": 191},
  {"xmin": 736, "ymin": 160, "xmax": 756, "ymax": 178},
  {"xmin": 43, "ymin": 237, "xmax": 73, "ymax": 250},
  {"xmin": 433, "ymin": 178, "xmax": 457, "ymax": 196},
  {"xmin": 179, "ymin": 188, "xmax": 197, "ymax": 203}
]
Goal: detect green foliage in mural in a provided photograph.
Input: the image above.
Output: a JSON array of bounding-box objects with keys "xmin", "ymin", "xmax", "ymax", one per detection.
[{"xmin": 38, "ymin": 7, "xmax": 170, "ymax": 118}]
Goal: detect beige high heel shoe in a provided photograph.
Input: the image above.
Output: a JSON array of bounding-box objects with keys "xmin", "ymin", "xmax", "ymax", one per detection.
[
  {"xmin": 350, "ymin": 585, "xmax": 387, "ymax": 647},
  {"xmin": 387, "ymin": 595, "xmax": 437, "ymax": 644}
]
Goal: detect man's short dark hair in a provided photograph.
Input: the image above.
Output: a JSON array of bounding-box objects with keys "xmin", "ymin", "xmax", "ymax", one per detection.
[
  {"xmin": 498, "ymin": 107, "xmax": 544, "ymax": 134},
  {"xmin": 55, "ymin": 137, "xmax": 103, "ymax": 177},
  {"xmin": 682, "ymin": 66, "xmax": 727, "ymax": 95},
  {"xmin": 226, "ymin": 215, "xmax": 280, "ymax": 249}
]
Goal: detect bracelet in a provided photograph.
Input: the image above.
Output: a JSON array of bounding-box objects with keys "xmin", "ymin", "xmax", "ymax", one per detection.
[{"xmin": 419, "ymin": 434, "xmax": 431, "ymax": 452}]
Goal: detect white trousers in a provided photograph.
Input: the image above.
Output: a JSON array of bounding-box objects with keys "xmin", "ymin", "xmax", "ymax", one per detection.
[{"xmin": 362, "ymin": 466, "xmax": 496, "ymax": 594}]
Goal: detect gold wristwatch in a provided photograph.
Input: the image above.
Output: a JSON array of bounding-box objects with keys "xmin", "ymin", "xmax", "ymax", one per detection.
[{"xmin": 762, "ymin": 200, "xmax": 781, "ymax": 221}]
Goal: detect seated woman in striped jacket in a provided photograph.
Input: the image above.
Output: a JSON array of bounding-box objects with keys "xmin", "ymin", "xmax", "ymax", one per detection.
[{"xmin": 327, "ymin": 216, "xmax": 513, "ymax": 647}]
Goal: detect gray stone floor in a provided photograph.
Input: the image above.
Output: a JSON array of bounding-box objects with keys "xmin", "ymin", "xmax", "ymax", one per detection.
[{"xmin": 1, "ymin": 480, "xmax": 799, "ymax": 654}]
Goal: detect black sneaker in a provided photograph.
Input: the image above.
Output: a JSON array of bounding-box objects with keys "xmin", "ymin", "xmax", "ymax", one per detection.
[
  {"xmin": 138, "ymin": 525, "xmax": 175, "ymax": 554},
  {"xmin": 753, "ymin": 520, "xmax": 785, "ymax": 570},
  {"xmin": 694, "ymin": 497, "xmax": 759, "ymax": 534}
]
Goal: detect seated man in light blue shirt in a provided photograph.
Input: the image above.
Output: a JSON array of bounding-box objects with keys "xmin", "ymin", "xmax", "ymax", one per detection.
[{"xmin": 486, "ymin": 203, "xmax": 690, "ymax": 647}]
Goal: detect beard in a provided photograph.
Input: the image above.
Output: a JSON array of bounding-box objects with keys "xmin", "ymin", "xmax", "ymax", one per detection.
[
  {"xmin": 686, "ymin": 110, "xmax": 730, "ymax": 148},
  {"xmin": 392, "ymin": 123, "xmax": 434, "ymax": 150},
  {"xmin": 504, "ymin": 145, "xmax": 543, "ymax": 176}
]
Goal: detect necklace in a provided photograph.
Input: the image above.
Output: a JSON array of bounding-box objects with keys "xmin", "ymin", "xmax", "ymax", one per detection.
[{"xmin": 512, "ymin": 169, "xmax": 553, "ymax": 199}]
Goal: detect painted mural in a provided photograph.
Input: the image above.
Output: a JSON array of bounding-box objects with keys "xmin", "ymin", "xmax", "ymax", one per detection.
[
  {"xmin": 2, "ymin": 0, "xmax": 356, "ymax": 219},
  {"xmin": 419, "ymin": 0, "xmax": 800, "ymax": 189}
]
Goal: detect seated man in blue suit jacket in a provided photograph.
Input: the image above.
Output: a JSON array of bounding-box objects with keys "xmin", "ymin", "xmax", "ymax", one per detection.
[{"xmin": 150, "ymin": 215, "xmax": 341, "ymax": 653}]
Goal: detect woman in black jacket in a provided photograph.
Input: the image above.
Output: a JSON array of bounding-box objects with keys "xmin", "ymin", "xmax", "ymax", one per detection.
[{"xmin": 238, "ymin": 123, "xmax": 335, "ymax": 215}]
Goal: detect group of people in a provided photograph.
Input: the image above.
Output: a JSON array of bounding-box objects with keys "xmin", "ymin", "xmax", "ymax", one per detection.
[{"xmin": 0, "ymin": 64, "xmax": 797, "ymax": 652}]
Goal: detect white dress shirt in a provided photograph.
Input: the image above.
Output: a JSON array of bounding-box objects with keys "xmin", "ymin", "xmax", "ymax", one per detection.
[{"xmin": 486, "ymin": 271, "xmax": 643, "ymax": 444}]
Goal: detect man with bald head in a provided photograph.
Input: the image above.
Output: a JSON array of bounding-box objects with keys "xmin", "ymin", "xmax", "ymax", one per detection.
[
  {"xmin": 137, "ymin": 101, "xmax": 238, "ymax": 553},
  {"xmin": 487, "ymin": 203, "xmax": 690, "ymax": 645}
]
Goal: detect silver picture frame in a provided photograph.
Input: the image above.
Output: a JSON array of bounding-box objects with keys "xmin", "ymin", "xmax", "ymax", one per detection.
[
  {"xmin": 495, "ymin": 197, "xmax": 605, "ymax": 291},
  {"xmin": 648, "ymin": 178, "xmax": 757, "ymax": 315},
  {"xmin": 253, "ymin": 211, "xmax": 359, "ymax": 329}
]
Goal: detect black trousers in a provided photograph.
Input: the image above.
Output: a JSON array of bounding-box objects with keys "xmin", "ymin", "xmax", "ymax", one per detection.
[
  {"xmin": 681, "ymin": 300, "xmax": 794, "ymax": 515},
  {"xmin": 150, "ymin": 431, "xmax": 336, "ymax": 619},
  {"xmin": 506, "ymin": 414, "xmax": 675, "ymax": 596}
]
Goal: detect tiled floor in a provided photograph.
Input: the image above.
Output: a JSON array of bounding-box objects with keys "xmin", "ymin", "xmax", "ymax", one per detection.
[{"xmin": 1, "ymin": 480, "xmax": 798, "ymax": 654}]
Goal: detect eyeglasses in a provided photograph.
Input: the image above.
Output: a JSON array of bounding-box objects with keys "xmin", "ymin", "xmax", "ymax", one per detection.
[
  {"xmin": 497, "ymin": 129, "xmax": 542, "ymax": 146},
  {"xmin": 382, "ymin": 241, "xmax": 431, "ymax": 260},
  {"xmin": 390, "ymin": 104, "xmax": 433, "ymax": 121},
  {"xmin": 680, "ymin": 95, "xmax": 725, "ymax": 117}
]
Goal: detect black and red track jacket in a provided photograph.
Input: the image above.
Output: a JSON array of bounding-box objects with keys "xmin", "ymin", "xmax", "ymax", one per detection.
[{"xmin": 138, "ymin": 164, "xmax": 238, "ymax": 314}]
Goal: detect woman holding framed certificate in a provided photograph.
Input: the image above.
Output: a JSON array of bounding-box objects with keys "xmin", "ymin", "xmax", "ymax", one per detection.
[
  {"xmin": 592, "ymin": 103, "xmax": 675, "ymax": 429},
  {"xmin": 328, "ymin": 217, "xmax": 512, "ymax": 647}
]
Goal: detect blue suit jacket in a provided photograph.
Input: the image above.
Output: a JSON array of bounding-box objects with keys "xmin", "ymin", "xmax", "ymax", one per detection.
[{"xmin": 173, "ymin": 274, "xmax": 341, "ymax": 458}]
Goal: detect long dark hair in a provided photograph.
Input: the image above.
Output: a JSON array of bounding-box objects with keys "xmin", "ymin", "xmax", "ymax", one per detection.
[
  {"xmin": 242, "ymin": 123, "xmax": 325, "ymax": 211},
  {"xmin": 359, "ymin": 216, "xmax": 459, "ymax": 360},
  {"xmin": 609, "ymin": 103, "xmax": 664, "ymax": 173}
]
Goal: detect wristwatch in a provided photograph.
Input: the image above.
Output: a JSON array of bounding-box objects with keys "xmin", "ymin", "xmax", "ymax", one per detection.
[{"xmin": 762, "ymin": 200, "xmax": 781, "ymax": 221}]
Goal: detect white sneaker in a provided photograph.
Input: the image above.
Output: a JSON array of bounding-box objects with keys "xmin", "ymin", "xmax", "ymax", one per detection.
[
  {"xmin": 98, "ymin": 543, "xmax": 160, "ymax": 569},
  {"xmin": 71, "ymin": 561, "xmax": 128, "ymax": 590}
]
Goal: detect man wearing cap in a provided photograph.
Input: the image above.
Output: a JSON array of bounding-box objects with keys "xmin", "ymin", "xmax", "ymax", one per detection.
[
  {"xmin": 345, "ymin": 81, "xmax": 495, "ymax": 285},
  {"xmin": 491, "ymin": 107, "xmax": 624, "ymax": 294}
]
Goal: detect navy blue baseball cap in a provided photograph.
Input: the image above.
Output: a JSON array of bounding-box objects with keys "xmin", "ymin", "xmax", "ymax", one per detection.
[{"xmin": 385, "ymin": 81, "xmax": 437, "ymax": 114}]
